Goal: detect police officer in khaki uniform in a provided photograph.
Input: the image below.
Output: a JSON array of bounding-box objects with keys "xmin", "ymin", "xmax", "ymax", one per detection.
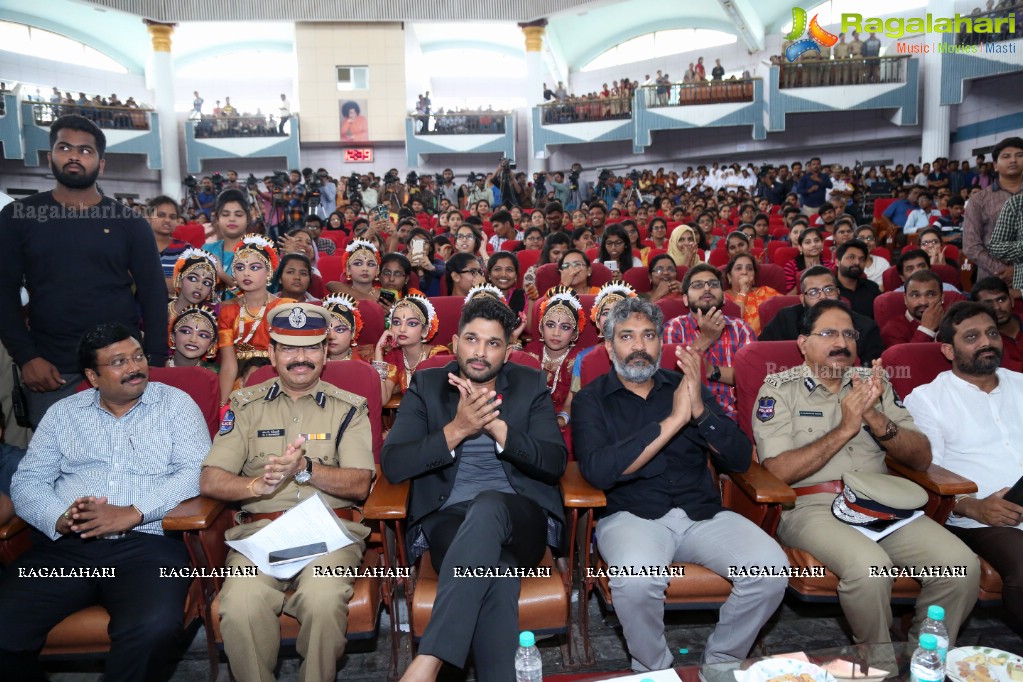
[
  {"xmin": 832, "ymin": 33, "xmax": 851, "ymax": 86},
  {"xmin": 200, "ymin": 302, "xmax": 375, "ymax": 682},
  {"xmin": 848, "ymin": 31, "xmax": 864, "ymax": 84},
  {"xmin": 752, "ymin": 300, "xmax": 979, "ymax": 646}
]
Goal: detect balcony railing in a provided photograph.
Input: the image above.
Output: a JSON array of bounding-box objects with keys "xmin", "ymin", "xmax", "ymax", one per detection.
[
  {"xmin": 32, "ymin": 102, "xmax": 152, "ymax": 129},
  {"xmin": 193, "ymin": 114, "xmax": 285, "ymax": 138},
  {"xmin": 640, "ymin": 79, "xmax": 758, "ymax": 107},
  {"xmin": 778, "ymin": 55, "xmax": 910, "ymax": 88},
  {"xmin": 412, "ymin": 112, "xmax": 510, "ymax": 135},
  {"xmin": 538, "ymin": 96, "xmax": 632, "ymax": 125},
  {"xmin": 957, "ymin": 2, "xmax": 1022, "ymax": 44}
]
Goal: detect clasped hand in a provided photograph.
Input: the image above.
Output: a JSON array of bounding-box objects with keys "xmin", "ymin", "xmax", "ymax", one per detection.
[
  {"xmin": 59, "ymin": 496, "xmax": 142, "ymax": 538},
  {"xmin": 448, "ymin": 373, "xmax": 506, "ymax": 443}
]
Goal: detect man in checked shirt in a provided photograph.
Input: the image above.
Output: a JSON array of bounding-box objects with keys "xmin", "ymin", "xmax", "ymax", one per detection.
[
  {"xmin": 662, "ymin": 263, "xmax": 756, "ymax": 421},
  {"xmin": 0, "ymin": 323, "xmax": 211, "ymax": 682}
]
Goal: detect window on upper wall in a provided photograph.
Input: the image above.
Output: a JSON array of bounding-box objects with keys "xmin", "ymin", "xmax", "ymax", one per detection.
[
  {"xmin": 337, "ymin": 66, "xmax": 369, "ymax": 91},
  {"xmin": 0, "ymin": 21, "xmax": 128, "ymax": 73},
  {"xmin": 581, "ymin": 29, "xmax": 738, "ymax": 72}
]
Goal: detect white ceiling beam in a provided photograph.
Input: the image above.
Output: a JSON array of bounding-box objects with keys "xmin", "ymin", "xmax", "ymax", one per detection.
[{"xmin": 716, "ymin": 0, "xmax": 765, "ymax": 53}]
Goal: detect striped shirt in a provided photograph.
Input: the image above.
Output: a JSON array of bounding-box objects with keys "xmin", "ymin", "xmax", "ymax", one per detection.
[
  {"xmin": 662, "ymin": 313, "xmax": 756, "ymax": 420},
  {"xmin": 11, "ymin": 382, "xmax": 210, "ymax": 540}
]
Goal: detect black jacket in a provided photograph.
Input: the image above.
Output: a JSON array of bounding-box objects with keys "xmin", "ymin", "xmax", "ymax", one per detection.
[{"xmin": 758, "ymin": 304, "xmax": 884, "ymax": 365}]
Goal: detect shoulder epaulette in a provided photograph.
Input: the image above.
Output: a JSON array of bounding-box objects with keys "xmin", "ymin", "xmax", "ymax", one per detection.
[{"xmin": 763, "ymin": 364, "xmax": 805, "ymax": 389}]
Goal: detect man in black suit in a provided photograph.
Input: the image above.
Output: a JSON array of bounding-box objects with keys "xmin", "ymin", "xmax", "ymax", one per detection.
[
  {"xmin": 382, "ymin": 296, "xmax": 567, "ymax": 682},
  {"xmin": 759, "ymin": 266, "xmax": 884, "ymax": 365}
]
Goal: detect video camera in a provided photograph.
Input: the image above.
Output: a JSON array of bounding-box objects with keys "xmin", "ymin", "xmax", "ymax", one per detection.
[
  {"xmin": 533, "ymin": 172, "xmax": 546, "ymax": 194},
  {"xmin": 183, "ymin": 175, "xmax": 198, "ymax": 190},
  {"xmin": 210, "ymin": 172, "xmax": 225, "ymax": 193},
  {"xmin": 628, "ymin": 169, "xmax": 640, "ymax": 183},
  {"xmin": 246, "ymin": 173, "xmax": 259, "ymax": 187},
  {"xmin": 383, "ymin": 170, "xmax": 400, "ymax": 185},
  {"xmin": 406, "ymin": 171, "xmax": 419, "ymax": 186},
  {"xmin": 568, "ymin": 168, "xmax": 581, "ymax": 190},
  {"xmin": 467, "ymin": 171, "xmax": 481, "ymax": 184}
]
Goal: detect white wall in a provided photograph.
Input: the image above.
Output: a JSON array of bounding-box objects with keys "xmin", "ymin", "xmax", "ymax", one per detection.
[
  {"xmin": 0, "ymin": 51, "xmax": 148, "ymax": 103},
  {"xmin": 949, "ymin": 71, "xmax": 1023, "ymax": 161}
]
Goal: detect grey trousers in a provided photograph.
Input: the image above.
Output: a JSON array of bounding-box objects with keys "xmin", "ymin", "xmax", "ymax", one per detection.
[{"xmin": 596, "ymin": 508, "xmax": 787, "ymax": 670}]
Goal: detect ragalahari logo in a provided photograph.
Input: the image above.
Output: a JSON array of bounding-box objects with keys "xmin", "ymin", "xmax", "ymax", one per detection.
[{"xmin": 784, "ymin": 7, "xmax": 839, "ymax": 62}]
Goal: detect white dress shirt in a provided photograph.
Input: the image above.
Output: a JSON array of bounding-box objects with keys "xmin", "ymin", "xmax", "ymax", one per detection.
[{"xmin": 904, "ymin": 368, "xmax": 1023, "ymax": 529}]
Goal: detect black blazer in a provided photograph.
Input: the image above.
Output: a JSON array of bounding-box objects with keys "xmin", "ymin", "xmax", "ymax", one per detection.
[{"xmin": 382, "ymin": 360, "xmax": 567, "ymax": 551}]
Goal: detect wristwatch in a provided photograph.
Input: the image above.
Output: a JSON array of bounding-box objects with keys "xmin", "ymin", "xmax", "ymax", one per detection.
[
  {"xmin": 873, "ymin": 420, "xmax": 899, "ymax": 442},
  {"xmin": 708, "ymin": 365, "xmax": 722, "ymax": 382},
  {"xmin": 295, "ymin": 456, "xmax": 313, "ymax": 484}
]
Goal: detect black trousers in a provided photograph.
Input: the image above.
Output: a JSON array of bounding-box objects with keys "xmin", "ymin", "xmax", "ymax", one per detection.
[
  {"xmin": 0, "ymin": 531, "xmax": 191, "ymax": 682},
  {"xmin": 948, "ymin": 524, "xmax": 1023, "ymax": 624},
  {"xmin": 418, "ymin": 491, "xmax": 547, "ymax": 682}
]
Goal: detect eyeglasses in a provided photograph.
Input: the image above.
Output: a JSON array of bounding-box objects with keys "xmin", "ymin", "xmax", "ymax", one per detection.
[
  {"xmin": 688, "ymin": 280, "xmax": 722, "ymax": 291},
  {"xmin": 803, "ymin": 285, "xmax": 838, "ymax": 299},
  {"xmin": 603, "ymin": 239, "xmax": 625, "ymax": 248},
  {"xmin": 102, "ymin": 351, "xmax": 149, "ymax": 369},
  {"xmin": 920, "ymin": 239, "xmax": 941, "ymax": 247},
  {"xmin": 560, "ymin": 261, "xmax": 586, "ymax": 271},
  {"xmin": 858, "ymin": 235, "xmax": 876, "ymax": 242},
  {"xmin": 808, "ymin": 329, "xmax": 860, "ymax": 341},
  {"xmin": 652, "ymin": 266, "xmax": 677, "ymax": 275},
  {"xmin": 455, "ymin": 233, "xmax": 475, "ymax": 242},
  {"xmin": 458, "ymin": 268, "xmax": 484, "ymax": 277},
  {"xmin": 276, "ymin": 344, "xmax": 325, "ymax": 356},
  {"xmin": 381, "ymin": 269, "xmax": 407, "ymax": 278}
]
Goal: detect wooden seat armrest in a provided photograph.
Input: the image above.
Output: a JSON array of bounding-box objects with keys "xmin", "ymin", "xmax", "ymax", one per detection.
[
  {"xmin": 727, "ymin": 462, "xmax": 796, "ymax": 505},
  {"xmin": 364, "ymin": 475, "xmax": 410, "ymax": 520},
  {"xmin": 0, "ymin": 515, "xmax": 28, "ymax": 541},
  {"xmin": 885, "ymin": 457, "xmax": 978, "ymax": 497},
  {"xmin": 560, "ymin": 462, "xmax": 606, "ymax": 509},
  {"xmin": 162, "ymin": 496, "xmax": 226, "ymax": 532}
]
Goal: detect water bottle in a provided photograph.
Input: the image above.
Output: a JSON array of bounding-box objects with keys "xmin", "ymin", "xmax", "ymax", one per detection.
[
  {"xmin": 910, "ymin": 633, "xmax": 943, "ymax": 682},
  {"xmin": 514, "ymin": 630, "xmax": 543, "ymax": 682},
  {"xmin": 919, "ymin": 604, "xmax": 950, "ymax": 663}
]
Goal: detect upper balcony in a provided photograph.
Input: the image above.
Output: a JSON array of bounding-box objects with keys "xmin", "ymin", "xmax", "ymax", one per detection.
[
  {"xmin": 184, "ymin": 114, "xmax": 299, "ymax": 173},
  {"xmin": 405, "ymin": 112, "xmax": 515, "ymax": 167},
  {"xmin": 633, "ymin": 79, "xmax": 765, "ymax": 149},
  {"xmin": 0, "ymin": 90, "xmax": 21, "ymax": 160},
  {"xmin": 768, "ymin": 55, "xmax": 918, "ymax": 131},
  {"xmin": 21, "ymin": 99, "xmax": 162, "ymax": 167},
  {"xmin": 940, "ymin": 2, "xmax": 1023, "ymax": 104},
  {"xmin": 532, "ymin": 96, "xmax": 634, "ymax": 156}
]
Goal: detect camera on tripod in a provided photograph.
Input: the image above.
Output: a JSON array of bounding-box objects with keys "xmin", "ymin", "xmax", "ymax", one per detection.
[
  {"xmin": 628, "ymin": 169, "xmax": 640, "ymax": 183},
  {"xmin": 406, "ymin": 171, "xmax": 419, "ymax": 186},
  {"xmin": 210, "ymin": 172, "xmax": 225, "ymax": 193},
  {"xmin": 183, "ymin": 175, "xmax": 198, "ymax": 190},
  {"xmin": 270, "ymin": 170, "xmax": 290, "ymax": 188},
  {"xmin": 383, "ymin": 170, "xmax": 400, "ymax": 185},
  {"xmin": 568, "ymin": 168, "xmax": 581, "ymax": 190},
  {"xmin": 533, "ymin": 173, "xmax": 546, "ymax": 194},
  {"xmin": 467, "ymin": 172, "xmax": 480, "ymax": 184},
  {"xmin": 246, "ymin": 174, "xmax": 259, "ymax": 187}
]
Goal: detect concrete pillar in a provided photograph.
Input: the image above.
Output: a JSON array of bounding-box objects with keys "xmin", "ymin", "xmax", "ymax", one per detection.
[
  {"xmin": 145, "ymin": 20, "xmax": 182, "ymax": 196},
  {"xmin": 920, "ymin": 0, "xmax": 952, "ymax": 162},
  {"xmin": 520, "ymin": 20, "xmax": 547, "ymax": 175}
]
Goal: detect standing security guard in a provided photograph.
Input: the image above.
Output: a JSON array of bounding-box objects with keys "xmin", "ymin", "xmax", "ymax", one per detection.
[{"xmin": 200, "ymin": 302, "xmax": 375, "ymax": 682}]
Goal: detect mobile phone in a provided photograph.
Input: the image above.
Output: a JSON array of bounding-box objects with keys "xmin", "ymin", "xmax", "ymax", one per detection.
[
  {"xmin": 268, "ymin": 542, "xmax": 328, "ymax": 565},
  {"xmin": 603, "ymin": 260, "xmax": 619, "ymax": 272},
  {"xmin": 1004, "ymin": 475, "xmax": 1023, "ymax": 506},
  {"xmin": 374, "ymin": 204, "xmax": 389, "ymax": 222},
  {"xmin": 411, "ymin": 240, "xmax": 425, "ymax": 256},
  {"xmin": 379, "ymin": 289, "xmax": 397, "ymax": 305}
]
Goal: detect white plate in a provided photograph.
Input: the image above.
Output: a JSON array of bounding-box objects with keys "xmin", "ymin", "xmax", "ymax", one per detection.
[
  {"xmin": 818, "ymin": 658, "xmax": 892, "ymax": 682},
  {"xmin": 734, "ymin": 657, "xmax": 838, "ymax": 682},
  {"xmin": 946, "ymin": 646, "xmax": 1023, "ymax": 682}
]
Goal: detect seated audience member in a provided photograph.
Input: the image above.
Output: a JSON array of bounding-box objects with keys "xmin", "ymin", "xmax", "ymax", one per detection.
[
  {"xmin": 168, "ymin": 305, "xmax": 218, "ymax": 370},
  {"xmin": 917, "ymin": 227, "xmax": 958, "ymax": 268},
  {"xmin": 446, "ymin": 252, "xmax": 487, "ymax": 298},
  {"xmin": 487, "ymin": 209, "xmax": 520, "ymax": 252},
  {"xmin": 723, "ymin": 253, "xmax": 780, "ymax": 336},
  {"xmin": 880, "ymin": 269, "xmax": 944, "ymax": 347},
  {"xmin": 528, "ymin": 286, "xmax": 587, "ymax": 429},
  {"xmin": 381, "ymin": 296, "xmax": 567, "ymax": 682},
  {"xmin": 452, "ymin": 224, "xmax": 485, "ymax": 259},
  {"xmin": 524, "ymin": 233, "xmax": 571, "ymax": 300},
  {"xmin": 904, "ymin": 302, "xmax": 1023, "ymax": 627},
  {"xmin": 571, "ymin": 282, "xmax": 638, "ymax": 392},
  {"xmin": 666, "ymin": 225, "xmax": 703, "ymax": 269},
  {"xmin": 374, "ymin": 293, "xmax": 447, "ymax": 397},
  {"xmin": 326, "ymin": 238, "xmax": 384, "ymax": 304},
  {"xmin": 753, "ymin": 300, "xmax": 979, "ymax": 647},
  {"xmin": 149, "ymin": 195, "xmax": 189, "ymax": 292},
  {"xmin": 323, "ymin": 293, "xmax": 398, "ymax": 403},
  {"xmin": 200, "ymin": 303, "xmax": 375, "ymax": 682},
  {"xmin": 881, "ymin": 185, "xmax": 921, "ymax": 232},
  {"xmin": 558, "ymin": 249, "xmax": 600, "ymax": 296},
  {"xmin": 204, "ymin": 188, "xmax": 253, "ymax": 292},
  {"xmin": 834, "ymin": 240, "xmax": 881, "ymax": 319},
  {"xmin": 598, "ymin": 224, "xmax": 642, "ymax": 273},
  {"xmin": 854, "ymin": 226, "xmax": 890, "ymax": 287},
  {"xmin": 646, "ymin": 216, "xmax": 670, "ymax": 252},
  {"xmin": 574, "ymin": 297, "xmax": 786, "ymax": 670},
  {"xmin": 168, "ymin": 248, "xmax": 220, "ymax": 333},
  {"xmin": 271, "ymin": 253, "xmax": 316, "ymax": 302},
  {"xmin": 784, "ymin": 228, "xmax": 831, "ymax": 294},
  {"xmin": 487, "ymin": 251, "xmax": 527, "ymax": 317},
  {"xmin": 0, "ymin": 324, "xmax": 210, "ymax": 680},
  {"xmin": 647, "ymin": 254, "xmax": 684, "ymax": 304},
  {"xmin": 725, "ymin": 231, "xmax": 753, "ymax": 258},
  {"xmin": 304, "ymin": 214, "xmax": 335, "ymax": 257},
  {"xmin": 759, "ymin": 266, "xmax": 884, "ymax": 365},
  {"xmin": 893, "ymin": 249, "xmax": 960, "ymax": 292},
  {"xmin": 903, "ymin": 192, "xmax": 944, "ymax": 234},
  {"xmin": 407, "ymin": 227, "xmax": 445, "ymax": 296},
  {"xmin": 972, "ymin": 276, "xmax": 1023, "ymax": 371},
  {"xmin": 571, "ymin": 226, "xmax": 596, "ymax": 253},
  {"xmin": 517, "ymin": 226, "xmax": 545, "ymax": 252},
  {"xmin": 663, "ymin": 264, "xmax": 755, "ymax": 421}
]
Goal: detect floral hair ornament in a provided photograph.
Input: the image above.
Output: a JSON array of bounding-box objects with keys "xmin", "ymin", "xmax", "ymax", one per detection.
[
  {"xmin": 172, "ymin": 248, "xmax": 220, "ymax": 298},
  {"xmin": 463, "ymin": 283, "xmax": 506, "ymax": 306},
  {"xmin": 170, "ymin": 304, "xmax": 219, "ymax": 360},
  {"xmin": 591, "ymin": 281, "xmax": 637, "ymax": 324},
  {"xmin": 539, "ymin": 285, "xmax": 587, "ymax": 332},
  {"xmin": 233, "ymin": 234, "xmax": 279, "ymax": 272},
  {"xmin": 388, "ymin": 292, "xmax": 439, "ymax": 341},
  {"xmin": 341, "ymin": 238, "xmax": 379, "ymax": 274},
  {"xmin": 322, "ymin": 293, "xmax": 364, "ymax": 342}
]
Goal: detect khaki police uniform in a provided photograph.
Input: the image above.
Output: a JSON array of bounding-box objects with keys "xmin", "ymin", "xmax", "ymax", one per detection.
[
  {"xmin": 833, "ymin": 40, "xmax": 852, "ymax": 86},
  {"xmin": 848, "ymin": 36, "xmax": 864, "ymax": 83},
  {"xmin": 753, "ymin": 364, "xmax": 979, "ymax": 646},
  {"xmin": 204, "ymin": 378, "xmax": 375, "ymax": 682}
]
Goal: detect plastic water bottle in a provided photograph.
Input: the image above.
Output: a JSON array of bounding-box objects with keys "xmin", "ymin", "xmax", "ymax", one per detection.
[
  {"xmin": 920, "ymin": 604, "xmax": 950, "ymax": 663},
  {"xmin": 910, "ymin": 633, "xmax": 943, "ymax": 682},
  {"xmin": 514, "ymin": 630, "xmax": 543, "ymax": 682}
]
